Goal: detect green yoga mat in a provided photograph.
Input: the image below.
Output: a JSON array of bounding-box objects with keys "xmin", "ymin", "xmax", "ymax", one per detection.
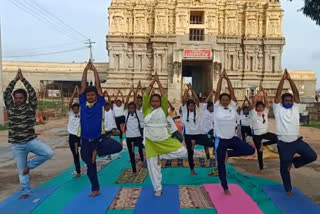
[{"xmin": 31, "ymin": 149, "xmax": 282, "ymax": 214}]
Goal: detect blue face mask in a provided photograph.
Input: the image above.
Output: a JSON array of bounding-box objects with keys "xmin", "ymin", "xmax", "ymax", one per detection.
[{"xmin": 283, "ymin": 104, "xmax": 293, "ymax": 109}]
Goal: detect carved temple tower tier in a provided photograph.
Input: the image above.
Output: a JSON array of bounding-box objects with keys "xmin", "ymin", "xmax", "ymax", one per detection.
[{"xmin": 106, "ymin": 0, "xmax": 285, "ymax": 104}]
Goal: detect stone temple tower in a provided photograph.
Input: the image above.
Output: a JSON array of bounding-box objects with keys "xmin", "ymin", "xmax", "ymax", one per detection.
[{"xmin": 105, "ymin": 0, "xmax": 285, "ymax": 103}]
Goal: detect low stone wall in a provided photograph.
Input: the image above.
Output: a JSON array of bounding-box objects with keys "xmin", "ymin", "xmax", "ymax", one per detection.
[{"xmin": 306, "ymin": 103, "xmax": 320, "ymax": 120}]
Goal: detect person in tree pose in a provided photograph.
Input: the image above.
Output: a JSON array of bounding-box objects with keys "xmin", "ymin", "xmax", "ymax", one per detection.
[
  {"xmin": 4, "ymin": 69, "xmax": 54, "ymax": 199},
  {"xmin": 123, "ymin": 85, "xmax": 145, "ymax": 174},
  {"xmin": 213, "ymin": 70, "xmax": 255, "ymax": 195},
  {"xmin": 143, "ymin": 72, "xmax": 187, "ymax": 196},
  {"xmin": 239, "ymin": 97, "xmax": 252, "ymax": 142},
  {"xmin": 274, "ymin": 69, "xmax": 317, "ymax": 196},
  {"xmin": 79, "ymin": 61, "xmax": 122, "ymax": 197},
  {"xmin": 250, "ymin": 83, "xmax": 277, "ymax": 170},
  {"xmin": 113, "ymin": 89, "xmax": 126, "ymax": 143},
  {"xmin": 67, "ymin": 86, "xmax": 81, "ymax": 178}
]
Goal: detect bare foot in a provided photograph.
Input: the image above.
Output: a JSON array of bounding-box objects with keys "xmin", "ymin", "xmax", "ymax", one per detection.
[
  {"xmin": 19, "ymin": 194, "xmax": 30, "ymax": 199},
  {"xmin": 224, "ymin": 189, "xmax": 231, "ymax": 196},
  {"xmin": 286, "ymin": 191, "xmax": 294, "ymax": 197},
  {"xmin": 73, "ymin": 174, "xmax": 81, "ymax": 179},
  {"xmin": 23, "ymin": 167, "xmax": 30, "ymax": 176},
  {"xmin": 89, "ymin": 191, "xmax": 100, "ymax": 197},
  {"xmin": 191, "ymin": 169, "xmax": 198, "ymax": 175},
  {"xmin": 155, "ymin": 190, "xmax": 162, "ymax": 197}
]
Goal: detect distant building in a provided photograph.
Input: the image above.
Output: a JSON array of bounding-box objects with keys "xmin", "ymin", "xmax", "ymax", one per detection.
[{"xmin": 106, "ymin": 0, "xmax": 285, "ymax": 103}]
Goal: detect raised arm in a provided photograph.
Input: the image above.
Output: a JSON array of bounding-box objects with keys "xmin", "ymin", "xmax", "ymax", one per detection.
[
  {"xmin": 79, "ymin": 62, "xmax": 91, "ymax": 94},
  {"xmin": 286, "ymin": 70, "xmax": 300, "ymax": 103},
  {"xmin": 91, "ymin": 63, "xmax": 103, "ymax": 96},
  {"xmin": 104, "ymin": 90, "xmax": 111, "ymax": 102},
  {"xmin": 19, "ymin": 70, "xmax": 37, "ymax": 109},
  {"xmin": 205, "ymin": 90, "xmax": 215, "ymax": 103},
  {"xmin": 155, "ymin": 72, "xmax": 166, "ymax": 96},
  {"xmin": 225, "ymin": 72, "xmax": 237, "ymax": 103},
  {"xmin": 124, "ymin": 87, "xmax": 134, "ymax": 109},
  {"xmin": 145, "ymin": 78, "xmax": 156, "ymax": 96},
  {"xmin": 259, "ymin": 85, "xmax": 269, "ymax": 108},
  {"xmin": 168, "ymin": 101, "xmax": 175, "ymax": 112},
  {"xmin": 69, "ymin": 86, "xmax": 79, "ymax": 110},
  {"xmin": 182, "ymin": 88, "xmax": 189, "ymax": 106},
  {"xmin": 242, "ymin": 96, "xmax": 249, "ymax": 109},
  {"xmin": 4, "ymin": 71, "xmax": 19, "ymax": 108},
  {"xmin": 189, "ymin": 85, "xmax": 200, "ymax": 107},
  {"xmin": 119, "ymin": 91, "xmax": 125, "ymax": 103},
  {"xmin": 274, "ymin": 71, "xmax": 286, "ymax": 104},
  {"xmin": 214, "ymin": 73, "xmax": 223, "ymax": 103},
  {"xmin": 135, "ymin": 80, "xmax": 143, "ymax": 96},
  {"xmin": 114, "ymin": 90, "xmax": 120, "ymax": 102}
]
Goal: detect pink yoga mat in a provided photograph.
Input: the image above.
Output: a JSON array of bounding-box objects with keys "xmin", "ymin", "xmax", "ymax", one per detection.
[{"xmin": 204, "ymin": 184, "xmax": 263, "ymax": 214}]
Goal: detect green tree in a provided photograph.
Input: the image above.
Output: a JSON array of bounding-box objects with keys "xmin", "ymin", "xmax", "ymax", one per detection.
[{"xmin": 291, "ymin": 0, "xmax": 320, "ymax": 25}]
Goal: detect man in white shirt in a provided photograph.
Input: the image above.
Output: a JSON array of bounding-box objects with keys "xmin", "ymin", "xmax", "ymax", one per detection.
[
  {"xmin": 274, "ymin": 69, "xmax": 317, "ymax": 196},
  {"xmin": 214, "ymin": 70, "xmax": 255, "ymax": 195}
]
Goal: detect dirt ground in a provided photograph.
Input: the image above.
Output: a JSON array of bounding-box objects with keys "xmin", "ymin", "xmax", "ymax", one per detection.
[{"xmin": 0, "ymin": 118, "xmax": 319, "ymax": 205}]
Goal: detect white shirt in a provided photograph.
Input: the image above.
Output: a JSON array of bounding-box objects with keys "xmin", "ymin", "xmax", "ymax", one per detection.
[
  {"xmin": 113, "ymin": 104, "xmax": 125, "ymax": 117},
  {"xmin": 239, "ymin": 110, "xmax": 251, "ymax": 127},
  {"xmin": 167, "ymin": 116, "xmax": 178, "ymax": 133},
  {"xmin": 67, "ymin": 111, "xmax": 80, "ymax": 135},
  {"xmin": 214, "ymin": 101, "xmax": 238, "ymax": 139},
  {"xmin": 250, "ymin": 109, "xmax": 269, "ymax": 135},
  {"xmin": 200, "ymin": 103, "xmax": 214, "ymax": 135},
  {"xmin": 273, "ymin": 103, "xmax": 300, "ymax": 143},
  {"xmin": 125, "ymin": 110, "xmax": 143, "ymax": 138},
  {"xmin": 137, "ymin": 108, "xmax": 145, "ymax": 128},
  {"xmin": 181, "ymin": 105, "xmax": 201, "ymax": 135},
  {"xmin": 104, "ymin": 109, "xmax": 117, "ymax": 132}
]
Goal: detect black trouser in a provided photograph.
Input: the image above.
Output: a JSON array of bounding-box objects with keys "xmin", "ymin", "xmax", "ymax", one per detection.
[
  {"xmin": 241, "ymin": 126, "xmax": 252, "ymax": 142},
  {"xmin": 278, "ymin": 138, "xmax": 317, "ymax": 192},
  {"xmin": 184, "ymin": 134, "xmax": 213, "ymax": 170},
  {"xmin": 216, "ymin": 137, "xmax": 255, "ymax": 190},
  {"xmin": 126, "ymin": 137, "xmax": 144, "ymax": 173},
  {"xmin": 252, "ymin": 132, "xmax": 278, "ymax": 170},
  {"xmin": 69, "ymin": 134, "xmax": 81, "ymax": 174},
  {"xmin": 115, "ymin": 116, "xmax": 125, "ymax": 140},
  {"xmin": 81, "ymin": 136, "xmax": 123, "ymax": 191},
  {"xmin": 172, "ymin": 131, "xmax": 184, "ymax": 143}
]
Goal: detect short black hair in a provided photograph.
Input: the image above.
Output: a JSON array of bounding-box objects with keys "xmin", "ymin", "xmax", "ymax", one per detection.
[
  {"xmin": 13, "ymin": 89, "xmax": 27, "ymax": 98},
  {"xmin": 71, "ymin": 103, "xmax": 80, "ymax": 109},
  {"xmin": 85, "ymin": 86, "xmax": 98, "ymax": 95},
  {"xmin": 105, "ymin": 102, "xmax": 110, "ymax": 107},
  {"xmin": 150, "ymin": 93, "xmax": 161, "ymax": 101},
  {"xmin": 243, "ymin": 105, "xmax": 250, "ymax": 110},
  {"xmin": 219, "ymin": 93, "xmax": 231, "ymax": 101},
  {"xmin": 255, "ymin": 101, "xmax": 265, "ymax": 108},
  {"xmin": 207, "ymin": 101, "xmax": 213, "ymax": 109},
  {"xmin": 128, "ymin": 102, "xmax": 136, "ymax": 108},
  {"xmin": 137, "ymin": 95, "xmax": 143, "ymax": 100},
  {"xmin": 282, "ymin": 93, "xmax": 293, "ymax": 101}
]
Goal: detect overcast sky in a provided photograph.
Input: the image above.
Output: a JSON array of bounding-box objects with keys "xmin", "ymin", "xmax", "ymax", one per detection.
[{"xmin": 1, "ymin": 0, "xmax": 319, "ymax": 87}]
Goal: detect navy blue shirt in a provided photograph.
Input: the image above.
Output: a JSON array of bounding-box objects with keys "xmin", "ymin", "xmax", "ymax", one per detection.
[{"xmin": 79, "ymin": 93, "xmax": 106, "ymax": 139}]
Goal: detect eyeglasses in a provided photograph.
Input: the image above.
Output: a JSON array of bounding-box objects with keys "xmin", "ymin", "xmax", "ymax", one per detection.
[{"xmin": 74, "ymin": 115, "xmax": 80, "ymax": 118}]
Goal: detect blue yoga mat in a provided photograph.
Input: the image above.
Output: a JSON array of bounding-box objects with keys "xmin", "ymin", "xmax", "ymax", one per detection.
[
  {"xmin": 0, "ymin": 186, "xmax": 57, "ymax": 214},
  {"xmin": 60, "ymin": 186, "xmax": 120, "ymax": 214},
  {"xmin": 263, "ymin": 185, "xmax": 320, "ymax": 214},
  {"xmin": 134, "ymin": 185, "xmax": 180, "ymax": 214}
]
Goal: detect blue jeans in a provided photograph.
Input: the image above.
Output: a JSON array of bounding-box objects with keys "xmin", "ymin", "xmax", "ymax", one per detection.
[
  {"xmin": 278, "ymin": 138, "xmax": 317, "ymax": 192},
  {"xmin": 81, "ymin": 135, "xmax": 122, "ymax": 191},
  {"xmin": 11, "ymin": 138, "xmax": 54, "ymax": 194}
]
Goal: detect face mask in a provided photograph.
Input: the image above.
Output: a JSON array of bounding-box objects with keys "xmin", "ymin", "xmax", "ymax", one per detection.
[{"xmin": 283, "ymin": 104, "xmax": 293, "ymax": 109}]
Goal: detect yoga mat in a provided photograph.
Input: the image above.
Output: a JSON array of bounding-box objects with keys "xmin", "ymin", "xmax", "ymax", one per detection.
[
  {"xmin": 134, "ymin": 185, "xmax": 180, "ymax": 214},
  {"xmin": 263, "ymin": 185, "xmax": 320, "ymax": 214},
  {"xmin": 0, "ymin": 186, "xmax": 57, "ymax": 214},
  {"xmin": 204, "ymin": 184, "xmax": 263, "ymax": 214},
  {"xmin": 60, "ymin": 186, "xmax": 120, "ymax": 214}
]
